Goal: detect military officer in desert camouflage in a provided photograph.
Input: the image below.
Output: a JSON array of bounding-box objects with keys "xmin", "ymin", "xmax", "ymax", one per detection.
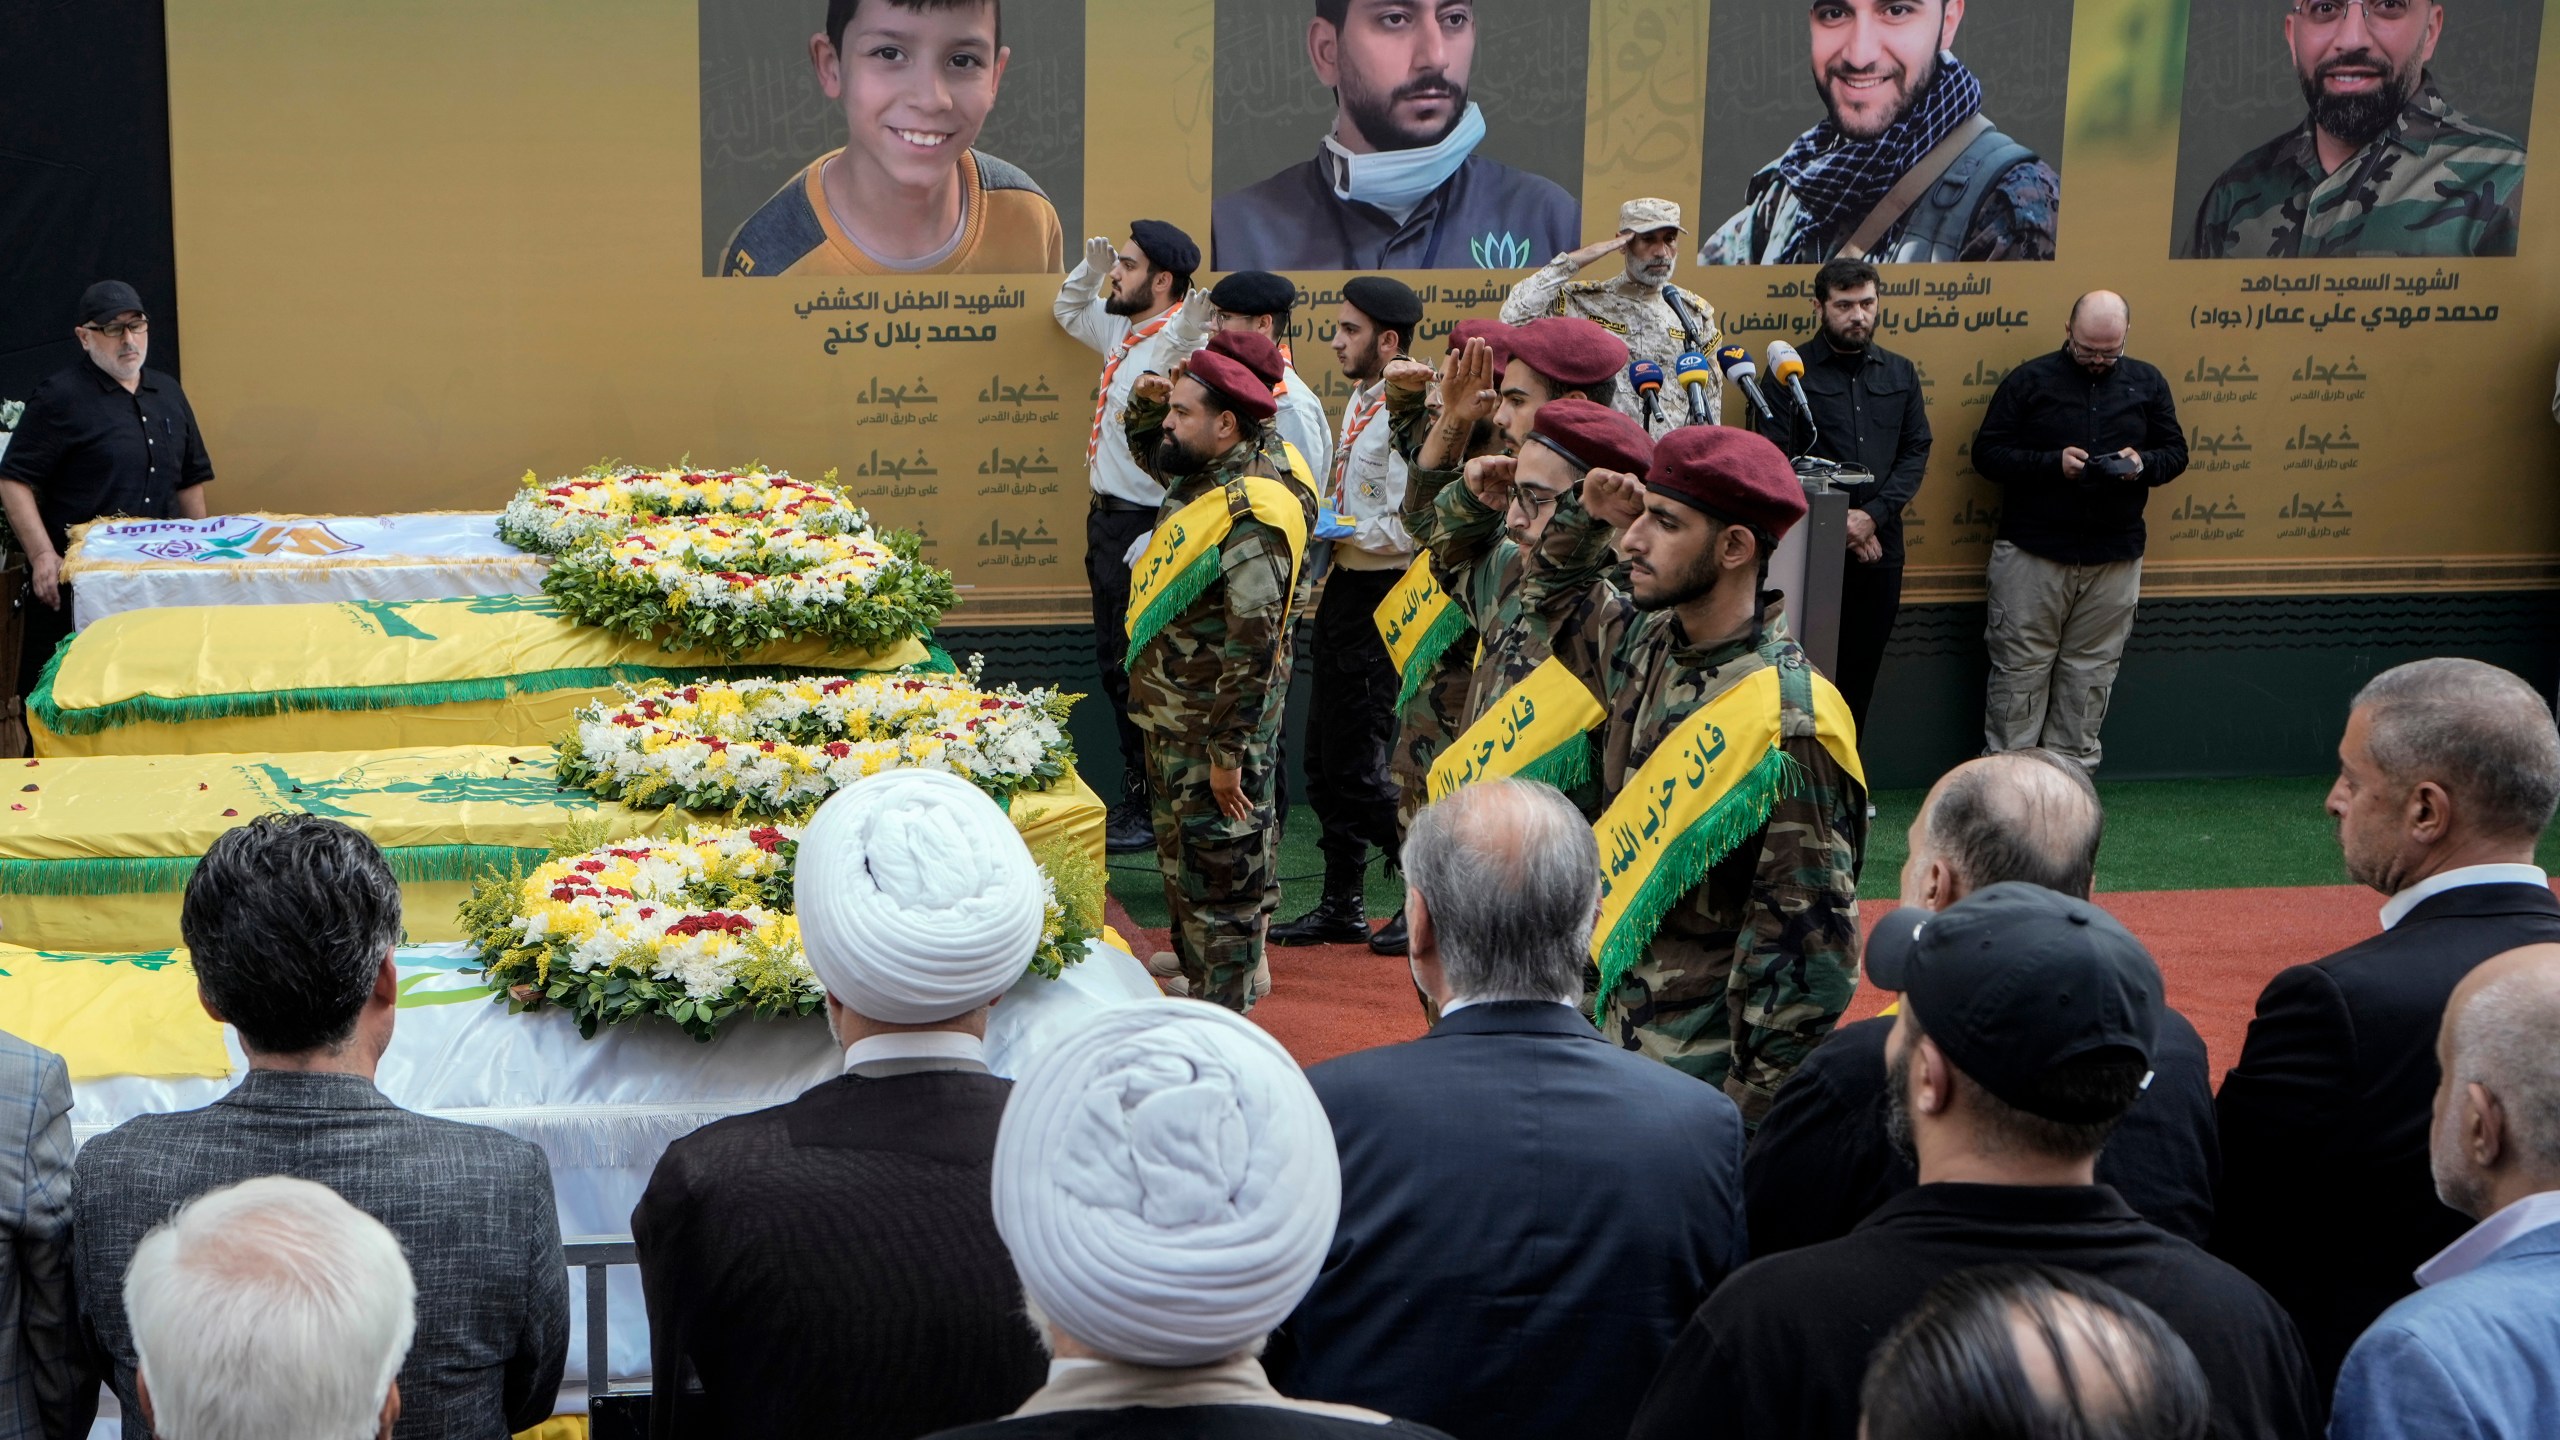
[
  {"xmin": 1501, "ymin": 198, "xmax": 1722, "ymax": 435},
  {"xmin": 2190, "ymin": 0, "xmax": 2524, "ymax": 258},
  {"xmin": 1524, "ymin": 426, "xmax": 1867, "ymax": 1126},
  {"xmin": 1118, "ymin": 346, "xmax": 1316, "ymax": 1011}
]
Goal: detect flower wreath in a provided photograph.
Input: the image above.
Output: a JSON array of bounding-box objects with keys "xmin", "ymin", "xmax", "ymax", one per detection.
[
  {"xmin": 554, "ymin": 666, "xmax": 1076, "ymax": 818},
  {"xmin": 462, "ymin": 821, "xmax": 1102, "ymax": 1041},
  {"xmin": 498, "ymin": 462, "xmax": 867, "ymax": 556},
  {"xmin": 540, "ymin": 520, "xmax": 958, "ymax": 659}
]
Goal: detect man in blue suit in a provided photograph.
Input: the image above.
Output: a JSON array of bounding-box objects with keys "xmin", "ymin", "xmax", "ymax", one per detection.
[
  {"xmin": 1268, "ymin": 778, "xmax": 1747, "ymax": 1440},
  {"xmin": 2331, "ymin": 942, "xmax": 2560, "ymax": 1440}
]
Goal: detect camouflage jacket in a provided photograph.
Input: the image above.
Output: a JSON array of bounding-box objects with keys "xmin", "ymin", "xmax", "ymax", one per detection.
[
  {"xmin": 1430, "ymin": 476, "xmax": 1622, "ymax": 724},
  {"xmin": 1702, "ymin": 138, "xmax": 2057, "ymax": 265},
  {"xmin": 1500, "ymin": 261, "xmax": 1721, "ymax": 434},
  {"xmin": 2189, "ymin": 81, "xmax": 2525, "ymax": 259},
  {"xmin": 1122, "ymin": 399, "xmax": 1318, "ymax": 766},
  {"xmin": 1529, "ymin": 489, "xmax": 1868, "ymax": 1110}
]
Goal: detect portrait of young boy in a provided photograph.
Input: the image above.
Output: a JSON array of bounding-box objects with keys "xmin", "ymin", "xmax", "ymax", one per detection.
[{"xmin": 718, "ymin": 0, "xmax": 1064, "ymax": 276}]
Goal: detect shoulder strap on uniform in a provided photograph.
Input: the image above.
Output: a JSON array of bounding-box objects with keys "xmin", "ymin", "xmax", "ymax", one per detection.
[
  {"xmin": 1837, "ymin": 113, "xmax": 1995, "ymax": 261},
  {"xmin": 1224, "ymin": 477, "xmax": 1257, "ymax": 522},
  {"xmin": 1898, "ymin": 127, "xmax": 2038, "ymax": 262}
]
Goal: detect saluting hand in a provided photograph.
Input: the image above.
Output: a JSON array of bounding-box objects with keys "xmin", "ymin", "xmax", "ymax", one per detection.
[
  {"xmin": 1462, "ymin": 454, "xmax": 1516, "ymax": 511},
  {"xmin": 1438, "ymin": 338, "xmax": 1500, "ymax": 426},
  {"xmin": 1583, "ymin": 469, "xmax": 1649, "ymax": 529},
  {"xmin": 1131, "ymin": 372, "xmax": 1173, "ymax": 406},
  {"xmin": 1564, "ymin": 232, "xmax": 1633, "ymax": 270},
  {"xmin": 1382, "ymin": 358, "xmax": 1436, "ymax": 395},
  {"xmin": 1084, "ymin": 236, "xmax": 1118, "ymax": 274}
]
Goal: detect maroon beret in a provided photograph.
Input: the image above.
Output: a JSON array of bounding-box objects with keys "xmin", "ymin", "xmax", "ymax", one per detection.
[
  {"xmin": 1181, "ymin": 348, "xmax": 1279, "ymax": 425},
  {"xmin": 1503, "ymin": 316, "xmax": 1629, "ymax": 390},
  {"xmin": 1527, "ymin": 398, "xmax": 1654, "ymax": 479},
  {"xmin": 1645, "ymin": 426, "xmax": 1806, "ymax": 538},
  {"xmin": 1205, "ymin": 329, "xmax": 1286, "ymax": 390},
  {"xmin": 1445, "ymin": 317, "xmax": 1513, "ymax": 371}
]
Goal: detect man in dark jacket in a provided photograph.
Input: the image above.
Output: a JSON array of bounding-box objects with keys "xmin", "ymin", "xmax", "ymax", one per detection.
[
  {"xmin": 1272, "ymin": 779, "xmax": 1747, "ymax": 1439},
  {"xmin": 2214, "ymin": 657, "xmax": 2560, "ymax": 1393},
  {"xmin": 1746, "ymin": 750, "xmax": 2219, "ymax": 1255},
  {"xmin": 635, "ymin": 770, "xmax": 1053, "ymax": 1438},
  {"xmin": 1970, "ymin": 291, "xmax": 2186, "ymax": 771},
  {"xmin": 1756, "ymin": 257, "xmax": 1932, "ymax": 729},
  {"xmin": 1211, "ymin": 0, "xmax": 1576, "ymax": 270},
  {"xmin": 1629, "ymin": 885, "xmax": 2319, "ymax": 1440}
]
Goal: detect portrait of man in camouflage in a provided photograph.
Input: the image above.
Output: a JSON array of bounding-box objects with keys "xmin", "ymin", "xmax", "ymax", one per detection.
[
  {"xmin": 2188, "ymin": 0, "xmax": 2527, "ymax": 258},
  {"xmin": 1700, "ymin": 0, "xmax": 2059, "ymax": 266}
]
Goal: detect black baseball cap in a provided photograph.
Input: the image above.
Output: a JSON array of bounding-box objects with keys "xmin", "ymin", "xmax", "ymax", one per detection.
[
  {"xmin": 78, "ymin": 280, "xmax": 146, "ymax": 327},
  {"xmin": 1865, "ymin": 883, "xmax": 2161, "ymax": 1121}
]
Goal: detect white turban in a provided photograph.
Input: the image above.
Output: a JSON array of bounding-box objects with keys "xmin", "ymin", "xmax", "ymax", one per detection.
[
  {"xmin": 794, "ymin": 768, "xmax": 1045, "ymax": 1023},
  {"xmin": 992, "ymin": 1000, "xmax": 1340, "ymax": 1367}
]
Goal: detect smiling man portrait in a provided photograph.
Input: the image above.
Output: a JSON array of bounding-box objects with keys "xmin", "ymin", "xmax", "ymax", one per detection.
[
  {"xmin": 1212, "ymin": 0, "xmax": 1581, "ymax": 272},
  {"xmin": 1701, "ymin": 0, "xmax": 2058, "ymax": 266},
  {"xmin": 718, "ymin": 0, "xmax": 1064, "ymax": 276},
  {"xmin": 2189, "ymin": 0, "xmax": 2526, "ymax": 258}
]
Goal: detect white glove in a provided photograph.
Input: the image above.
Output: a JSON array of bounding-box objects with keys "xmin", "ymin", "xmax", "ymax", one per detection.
[
  {"xmin": 1177, "ymin": 287, "xmax": 1217, "ymax": 329},
  {"xmin": 1084, "ymin": 236, "xmax": 1118, "ymax": 274},
  {"xmin": 1123, "ymin": 530, "xmax": 1153, "ymax": 567}
]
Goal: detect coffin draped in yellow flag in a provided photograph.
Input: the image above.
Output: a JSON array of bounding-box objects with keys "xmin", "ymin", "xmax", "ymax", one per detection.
[
  {"xmin": 1123, "ymin": 477, "xmax": 1310, "ymax": 667},
  {"xmin": 28, "ymin": 593, "xmax": 942, "ymax": 756},
  {"xmin": 1426, "ymin": 656, "xmax": 1606, "ymax": 802},
  {"xmin": 1589, "ymin": 664, "xmax": 1865, "ymax": 1022},
  {"xmin": 1374, "ymin": 552, "xmax": 1471, "ymax": 710}
]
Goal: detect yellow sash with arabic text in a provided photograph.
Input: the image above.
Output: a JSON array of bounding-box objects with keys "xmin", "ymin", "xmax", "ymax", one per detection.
[
  {"xmin": 1588, "ymin": 664, "xmax": 1865, "ymax": 1019},
  {"xmin": 1123, "ymin": 476, "xmax": 1310, "ymax": 667},
  {"xmin": 1427, "ymin": 656, "xmax": 1606, "ymax": 802},
  {"xmin": 1375, "ymin": 552, "xmax": 1472, "ymax": 708}
]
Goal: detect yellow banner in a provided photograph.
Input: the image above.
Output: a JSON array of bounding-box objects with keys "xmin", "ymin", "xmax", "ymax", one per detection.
[
  {"xmin": 1426, "ymin": 656, "xmax": 1605, "ymax": 802},
  {"xmin": 1122, "ymin": 476, "xmax": 1310, "ymax": 662},
  {"xmin": 1376, "ymin": 552, "xmax": 1460, "ymax": 671},
  {"xmin": 0, "ymin": 949, "xmax": 229, "ymax": 1081}
]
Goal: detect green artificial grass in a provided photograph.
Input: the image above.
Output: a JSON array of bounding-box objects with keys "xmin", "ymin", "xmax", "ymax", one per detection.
[{"xmin": 1109, "ymin": 775, "xmax": 2560, "ymax": 928}]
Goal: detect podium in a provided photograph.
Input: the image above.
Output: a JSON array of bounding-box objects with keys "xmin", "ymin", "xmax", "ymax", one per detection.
[{"xmin": 1768, "ymin": 459, "xmax": 1867, "ymax": 680}]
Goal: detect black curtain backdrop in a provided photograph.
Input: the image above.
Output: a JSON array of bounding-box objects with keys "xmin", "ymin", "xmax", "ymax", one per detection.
[{"xmin": 1, "ymin": 0, "xmax": 180, "ymax": 403}]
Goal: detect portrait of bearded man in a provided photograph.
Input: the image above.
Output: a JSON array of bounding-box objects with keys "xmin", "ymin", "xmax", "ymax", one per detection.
[
  {"xmin": 1699, "ymin": 0, "xmax": 2059, "ymax": 266},
  {"xmin": 2188, "ymin": 0, "xmax": 2526, "ymax": 259}
]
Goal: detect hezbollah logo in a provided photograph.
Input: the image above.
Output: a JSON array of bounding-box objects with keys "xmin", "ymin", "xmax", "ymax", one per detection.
[{"xmin": 140, "ymin": 519, "xmax": 363, "ymax": 562}]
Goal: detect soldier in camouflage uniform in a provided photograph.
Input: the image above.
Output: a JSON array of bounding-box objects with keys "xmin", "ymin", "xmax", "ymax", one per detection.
[
  {"xmin": 1118, "ymin": 348, "xmax": 1316, "ymax": 1011},
  {"xmin": 2190, "ymin": 66, "xmax": 2525, "ymax": 259},
  {"xmin": 1524, "ymin": 427, "xmax": 1866, "ymax": 1125},
  {"xmin": 1501, "ymin": 199, "xmax": 1722, "ymax": 435}
]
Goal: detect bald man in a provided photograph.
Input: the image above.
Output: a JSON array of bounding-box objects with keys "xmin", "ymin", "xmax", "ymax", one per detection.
[
  {"xmin": 1744, "ymin": 751, "xmax": 2219, "ymax": 1255},
  {"xmin": 1971, "ymin": 293, "xmax": 2187, "ymax": 771},
  {"xmin": 2331, "ymin": 944, "xmax": 2560, "ymax": 1440}
]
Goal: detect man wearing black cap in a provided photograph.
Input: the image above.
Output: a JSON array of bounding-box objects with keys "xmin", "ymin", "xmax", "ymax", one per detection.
[
  {"xmin": 1627, "ymin": 885, "xmax": 2320, "ymax": 1440},
  {"xmin": 1054, "ymin": 223, "xmax": 1207, "ymax": 853},
  {"xmin": 1270, "ymin": 275, "xmax": 1424, "ymax": 948},
  {"xmin": 1531, "ymin": 427, "xmax": 1865, "ymax": 1122},
  {"xmin": 1167, "ymin": 270, "xmax": 1333, "ymax": 486},
  {"xmin": 1, "ymin": 281, "xmax": 213, "ymax": 701},
  {"xmin": 1118, "ymin": 347, "xmax": 1317, "ymax": 1010}
]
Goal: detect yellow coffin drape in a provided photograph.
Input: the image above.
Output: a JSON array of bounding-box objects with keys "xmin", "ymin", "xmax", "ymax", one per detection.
[{"xmin": 28, "ymin": 594, "xmax": 937, "ymax": 756}]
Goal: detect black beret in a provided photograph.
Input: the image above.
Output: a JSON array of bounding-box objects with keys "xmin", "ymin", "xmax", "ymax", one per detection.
[
  {"xmin": 1128, "ymin": 220, "xmax": 1200, "ymax": 278},
  {"xmin": 1340, "ymin": 275, "xmax": 1424, "ymax": 331},
  {"xmin": 1209, "ymin": 269, "xmax": 1298, "ymax": 316}
]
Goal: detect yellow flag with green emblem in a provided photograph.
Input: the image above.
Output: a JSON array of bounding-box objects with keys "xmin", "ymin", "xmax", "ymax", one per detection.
[
  {"xmin": 1123, "ymin": 476, "xmax": 1310, "ymax": 668},
  {"xmin": 1588, "ymin": 664, "xmax": 1865, "ymax": 1022},
  {"xmin": 1427, "ymin": 656, "xmax": 1606, "ymax": 802},
  {"xmin": 1375, "ymin": 552, "xmax": 1472, "ymax": 709}
]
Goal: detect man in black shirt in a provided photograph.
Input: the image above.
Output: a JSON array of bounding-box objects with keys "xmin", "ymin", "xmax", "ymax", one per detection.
[
  {"xmin": 1757, "ymin": 258, "xmax": 1931, "ymax": 730},
  {"xmin": 1745, "ymin": 750, "xmax": 2220, "ymax": 1256},
  {"xmin": 0, "ymin": 281, "xmax": 213, "ymax": 698},
  {"xmin": 1970, "ymin": 292, "xmax": 2184, "ymax": 771},
  {"xmin": 1628, "ymin": 884, "xmax": 2317, "ymax": 1440}
]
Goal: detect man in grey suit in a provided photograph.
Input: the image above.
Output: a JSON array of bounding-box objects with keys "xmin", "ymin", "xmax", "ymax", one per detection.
[
  {"xmin": 1, "ymin": 1029, "xmax": 93, "ymax": 1440},
  {"xmin": 73, "ymin": 815, "xmax": 569, "ymax": 1439}
]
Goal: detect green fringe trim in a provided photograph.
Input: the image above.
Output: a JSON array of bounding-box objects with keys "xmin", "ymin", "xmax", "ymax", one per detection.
[
  {"xmin": 0, "ymin": 844, "xmax": 553, "ymax": 898},
  {"xmin": 32, "ymin": 656, "xmax": 935, "ymax": 738},
  {"xmin": 1122, "ymin": 550, "xmax": 1222, "ymax": 671},
  {"xmin": 1511, "ymin": 730, "xmax": 1595, "ymax": 798},
  {"xmin": 1391, "ymin": 601, "xmax": 1472, "ymax": 710},
  {"xmin": 1591, "ymin": 746, "xmax": 1805, "ymax": 1025}
]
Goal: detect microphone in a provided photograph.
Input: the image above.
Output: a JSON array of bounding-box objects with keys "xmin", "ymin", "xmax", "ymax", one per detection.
[
  {"xmin": 1764, "ymin": 339, "xmax": 1821, "ymax": 457},
  {"xmin": 1714, "ymin": 344, "xmax": 1774, "ymax": 425},
  {"xmin": 1629, "ymin": 359, "xmax": 1665, "ymax": 429},
  {"xmin": 1673, "ymin": 351, "xmax": 1715, "ymax": 426}
]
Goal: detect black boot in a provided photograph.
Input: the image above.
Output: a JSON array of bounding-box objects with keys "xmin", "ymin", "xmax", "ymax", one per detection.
[
  {"xmin": 1105, "ymin": 782, "xmax": 1154, "ymax": 854},
  {"xmin": 1270, "ymin": 859, "xmax": 1369, "ymax": 945},
  {"xmin": 1367, "ymin": 908, "xmax": 1409, "ymax": 956}
]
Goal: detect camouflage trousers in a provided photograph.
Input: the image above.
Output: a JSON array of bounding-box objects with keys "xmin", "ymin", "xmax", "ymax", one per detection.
[
  {"xmin": 1144, "ymin": 733, "xmax": 1279, "ymax": 1012},
  {"xmin": 1389, "ymin": 647, "xmax": 1477, "ymax": 835},
  {"xmin": 1602, "ymin": 929, "xmax": 1856, "ymax": 1127}
]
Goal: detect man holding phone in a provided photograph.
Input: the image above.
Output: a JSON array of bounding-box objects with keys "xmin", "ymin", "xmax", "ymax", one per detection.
[{"xmin": 1969, "ymin": 291, "xmax": 2186, "ymax": 771}]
